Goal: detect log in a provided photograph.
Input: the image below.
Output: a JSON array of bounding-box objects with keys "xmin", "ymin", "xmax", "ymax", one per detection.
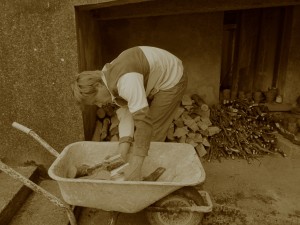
[
  {"xmin": 92, "ymin": 120, "xmax": 103, "ymax": 141},
  {"xmin": 103, "ymin": 104, "xmax": 115, "ymax": 117},
  {"xmin": 143, "ymin": 167, "xmax": 166, "ymax": 181},
  {"xmin": 174, "ymin": 127, "xmax": 189, "ymax": 138},
  {"xmin": 192, "ymin": 107, "xmax": 211, "ymax": 118},
  {"xmin": 207, "ymin": 126, "xmax": 221, "ymax": 136},
  {"xmin": 174, "ymin": 118, "xmax": 185, "ymax": 128},
  {"xmin": 202, "ymin": 138, "xmax": 211, "ymax": 147},
  {"xmin": 96, "ymin": 107, "xmax": 106, "ymax": 119},
  {"xmin": 186, "ymin": 137, "xmax": 198, "ymax": 147},
  {"xmin": 110, "ymin": 135, "xmax": 119, "ymax": 142},
  {"xmin": 191, "ymin": 94, "xmax": 209, "ymax": 111},
  {"xmin": 75, "ymin": 155, "xmax": 124, "ymax": 178},
  {"xmin": 201, "ymin": 117, "xmax": 212, "ymax": 126},
  {"xmin": 167, "ymin": 123, "xmax": 175, "ymax": 141},
  {"xmin": 110, "ymin": 115, "xmax": 119, "ymax": 131},
  {"xmin": 100, "ymin": 118, "xmax": 110, "ymax": 140},
  {"xmin": 110, "ymin": 126, "xmax": 119, "ymax": 136},
  {"xmin": 179, "ymin": 135, "xmax": 187, "ymax": 143},
  {"xmin": 195, "ymin": 144, "xmax": 207, "ymax": 157},
  {"xmin": 197, "ymin": 121, "xmax": 209, "ymax": 131},
  {"xmin": 182, "ymin": 113, "xmax": 199, "ymax": 132},
  {"xmin": 194, "ymin": 133, "xmax": 203, "ymax": 143},
  {"xmin": 173, "ymin": 107, "xmax": 185, "ymax": 121},
  {"xmin": 181, "ymin": 94, "xmax": 193, "ymax": 106}
]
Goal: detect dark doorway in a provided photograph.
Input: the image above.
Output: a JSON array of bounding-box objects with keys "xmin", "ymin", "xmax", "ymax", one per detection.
[{"xmin": 220, "ymin": 7, "xmax": 293, "ymax": 98}]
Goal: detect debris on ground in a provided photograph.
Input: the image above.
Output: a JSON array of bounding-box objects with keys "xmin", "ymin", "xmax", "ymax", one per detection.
[{"xmin": 206, "ymin": 100, "xmax": 286, "ymax": 162}]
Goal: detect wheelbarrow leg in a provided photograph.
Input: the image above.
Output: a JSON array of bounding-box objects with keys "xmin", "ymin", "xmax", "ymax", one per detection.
[
  {"xmin": 108, "ymin": 211, "xmax": 120, "ymax": 225},
  {"xmin": 0, "ymin": 160, "xmax": 77, "ymax": 225}
]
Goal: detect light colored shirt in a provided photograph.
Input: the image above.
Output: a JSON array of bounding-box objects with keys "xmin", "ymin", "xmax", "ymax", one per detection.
[
  {"xmin": 102, "ymin": 46, "xmax": 184, "ymax": 156},
  {"xmin": 117, "ymin": 46, "xmax": 183, "ymax": 114}
]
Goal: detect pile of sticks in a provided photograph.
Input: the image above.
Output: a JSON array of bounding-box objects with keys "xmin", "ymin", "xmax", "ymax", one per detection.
[{"xmin": 207, "ymin": 100, "xmax": 285, "ymax": 162}]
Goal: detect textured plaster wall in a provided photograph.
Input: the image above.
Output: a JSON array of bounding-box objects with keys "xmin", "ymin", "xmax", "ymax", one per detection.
[
  {"xmin": 284, "ymin": 6, "xmax": 300, "ymax": 105},
  {"xmin": 0, "ymin": 1, "xmax": 84, "ymax": 167},
  {"xmin": 101, "ymin": 13, "xmax": 223, "ymax": 105}
]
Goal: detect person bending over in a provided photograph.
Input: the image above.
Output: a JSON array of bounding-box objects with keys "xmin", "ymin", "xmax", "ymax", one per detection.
[{"xmin": 72, "ymin": 46, "xmax": 187, "ymax": 181}]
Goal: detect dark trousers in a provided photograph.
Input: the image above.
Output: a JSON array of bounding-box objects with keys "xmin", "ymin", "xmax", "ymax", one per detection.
[{"xmin": 149, "ymin": 72, "xmax": 188, "ymax": 141}]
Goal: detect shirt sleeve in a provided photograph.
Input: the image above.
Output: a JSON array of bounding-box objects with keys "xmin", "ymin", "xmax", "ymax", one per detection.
[
  {"xmin": 117, "ymin": 73, "xmax": 148, "ymax": 113},
  {"xmin": 116, "ymin": 107, "xmax": 134, "ymax": 143},
  {"xmin": 117, "ymin": 73, "xmax": 152, "ymax": 157}
]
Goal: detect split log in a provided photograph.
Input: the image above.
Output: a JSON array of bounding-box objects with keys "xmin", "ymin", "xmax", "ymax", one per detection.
[
  {"xmin": 197, "ymin": 121, "xmax": 209, "ymax": 131},
  {"xmin": 202, "ymin": 138, "xmax": 211, "ymax": 147},
  {"xmin": 173, "ymin": 107, "xmax": 185, "ymax": 120},
  {"xmin": 186, "ymin": 137, "xmax": 198, "ymax": 147},
  {"xmin": 201, "ymin": 117, "xmax": 212, "ymax": 127},
  {"xmin": 174, "ymin": 118, "xmax": 185, "ymax": 128},
  {"xmin": 179, "ymin": 135, "xmax": 187, "ymax": 143},
  {"xmin": 174, "ymin": 127, "xmax": 189, "ymax": 138},
  {"xmin": 195, "ymin": 144, "xmax": 207, "ymax": 157},
  {"xmin": 194, "ymin": 133, "xmax": 203, "ymax": 143},
  {"xmin": 182, "ymin": 113, "xmax": 199, "ymax": 132},
  {"xmin": 181, "ymin": 94, "xmax": 193, "ymax": 106},
  {"xmin": 207, "ymin": 126, "xmax": 221, "ymax": 136}
]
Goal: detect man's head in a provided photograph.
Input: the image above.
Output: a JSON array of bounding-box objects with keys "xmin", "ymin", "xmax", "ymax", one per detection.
[{"xmin": 71, "ymin": 70, "xmax": 110, "ymax": 107}]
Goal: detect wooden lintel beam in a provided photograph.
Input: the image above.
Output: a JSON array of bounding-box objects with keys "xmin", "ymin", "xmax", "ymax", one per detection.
[
  {"xmin": 91, "ymin": 0, "xmax": 300, "ymax": 20},
  {"xmin": 75, "ymin": 0, "xmax": 152, "ymax": 11}
]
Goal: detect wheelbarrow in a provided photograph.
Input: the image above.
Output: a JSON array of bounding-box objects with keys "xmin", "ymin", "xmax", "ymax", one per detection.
[{"xmin": 0, "ymin": 122, "xmax": 213, "ymax": 225}]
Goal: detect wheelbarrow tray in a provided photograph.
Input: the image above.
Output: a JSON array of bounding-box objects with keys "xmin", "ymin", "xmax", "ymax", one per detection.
[{"xmin": 48, "ymin": 142, "xmax": 206, "ymax": 213}]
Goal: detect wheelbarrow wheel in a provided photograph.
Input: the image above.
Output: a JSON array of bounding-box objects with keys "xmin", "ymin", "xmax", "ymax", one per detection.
[{"xmin": 146, "ymin": 187, "xmax": 205, "ymax": 225}]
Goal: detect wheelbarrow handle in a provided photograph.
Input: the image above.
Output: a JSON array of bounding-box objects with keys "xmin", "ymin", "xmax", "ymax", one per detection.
[
  {"xmin": 0, "ymin": 160, "xmax": 77, "ymax": 225},
  {"xmin": 12, "ymin": 122, "xmax": 60, "ymax": 158},
  {"xmin": 12, "ymin": 122, "xmax": 32, "ymax": 134}
]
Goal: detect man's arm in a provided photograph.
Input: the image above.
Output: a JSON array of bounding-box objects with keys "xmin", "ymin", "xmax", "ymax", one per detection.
[
  {"xmin": 117, "ymin": 72, "xmax": 153, "ymax": 157},
  {"xmin": 116, "ymin": 107, "xmax": 134, "ymax": 161},
  {"xmin": 117, "ymin": 73, "xmax": 153, "ymax": 180},
  {"xmin": 131, "ymin": 106, "xmax": 153, "ymax": 156}
]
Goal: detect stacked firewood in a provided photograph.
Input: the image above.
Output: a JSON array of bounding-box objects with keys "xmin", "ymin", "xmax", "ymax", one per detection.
[
  {"xmin": 92, "ymin": 104, "xmax": 120, "ymax": 142},
  {"xmin": 207, "ymin": 100, "xmax": 285, "ymax": 162},
  {"xmin": 92, "ymin": 94, "xmax": 220, "ymax": 159},
  {"xmin": 92, "ymin": 95, "xmax": 284, "ymax": 163},
  {"xmin": 165, "ymin": 94, "xmax": 221, "ymax": 158}
]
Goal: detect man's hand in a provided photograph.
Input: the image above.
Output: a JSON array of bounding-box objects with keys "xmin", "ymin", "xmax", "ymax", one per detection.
[{"xmin": 124, "ymin": 155, "xmax": 145, "ymax": 181}]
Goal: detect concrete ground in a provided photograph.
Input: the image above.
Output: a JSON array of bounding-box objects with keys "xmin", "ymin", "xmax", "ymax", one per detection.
[{"xmin": 77, "ymin": 135, "xmax": 300, "ymax": 225}]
